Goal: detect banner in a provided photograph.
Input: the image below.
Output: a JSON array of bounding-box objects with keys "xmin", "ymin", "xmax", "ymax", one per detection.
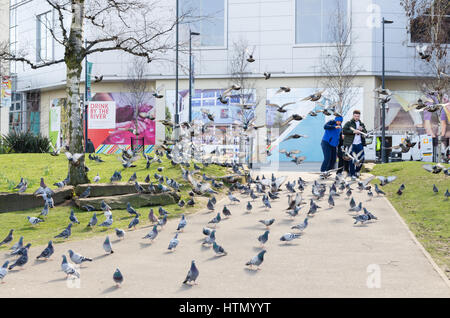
[
  {"xmin": 1, "ymin": 76, "xmax": 11, "ymax": 108},
  {"xmin": 88, "ymin": 92, "xmax": 156, "ymax": 153}
]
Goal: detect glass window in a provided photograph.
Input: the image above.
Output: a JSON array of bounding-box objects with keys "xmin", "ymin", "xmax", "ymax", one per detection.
[
  {"xmin": 296, "ymin": 0, "xmax": 347, "ymax": 44},
  {"xmin": 36, "ymin": 11, "xmax": 54, "ymax": 62},
  {"xmin": 180, "ymin": 0, "xmax": 226, "ymax": 47}
]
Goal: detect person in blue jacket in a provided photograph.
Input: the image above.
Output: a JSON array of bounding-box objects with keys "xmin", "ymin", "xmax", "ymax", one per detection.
[{"xmin": 320, "ymin": 116, "xmax": 343, "ymax": 174}]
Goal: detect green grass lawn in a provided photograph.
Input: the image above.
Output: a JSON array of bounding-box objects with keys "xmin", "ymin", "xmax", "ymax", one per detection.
[
  {"xmin": 0, "ymin": 153, "xmax": 229, "ymax": 249},
  {"xmin": 370, "ymin": 161, "xmax": 450, "ymax": 278}
]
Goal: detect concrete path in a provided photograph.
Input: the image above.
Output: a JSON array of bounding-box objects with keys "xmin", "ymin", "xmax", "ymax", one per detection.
[{"xmin": 0, "ymin": 171, "xmax": 448, "ymax": 298}]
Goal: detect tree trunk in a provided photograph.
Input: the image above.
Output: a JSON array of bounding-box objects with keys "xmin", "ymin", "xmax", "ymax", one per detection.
[{"xmin": 66, "ymin": 0, "xmax": 89, "ymax": 185}]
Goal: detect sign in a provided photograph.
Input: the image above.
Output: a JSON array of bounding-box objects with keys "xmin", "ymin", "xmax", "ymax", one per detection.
[
  {"xmin": 88, "ymin": 101, "xmax": 116, "ymax": 129},
  {"xmin": 1, "ymin": 76, "xmax": 12, "ymax": 108}
]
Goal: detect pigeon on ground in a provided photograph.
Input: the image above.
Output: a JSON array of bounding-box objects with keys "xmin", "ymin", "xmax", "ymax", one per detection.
[
  {"xmin": 208, "ymin": 213, "xmax": 221, "ymax": 227},
  {"xmin": 349, "ymin": 202, "xmax": 362, "ymax": 213},
  {"xmin": 82, "ymin": 204, "xmax": 95, "ymax": 211},
  {"xmin": 11, "ymin": 243, "xmax": 31, "ymax": 256},
  {"xmin": 207, "ymin": 199, "xmax": 215, "ymax": 212},
  {"xmin": 126, "ymin": 202, "xmax": 139, "ymax": 217},
  {"xmin": 103, "ymin": 236, "xmax": 114, "ymax": 254},
  {"xmin": 222, "ymin": 205, "xmax": 231, "ymax": 217},
  {"xmin": 101, "ymin": 200, "xmax": 111, "ymax": 211},
  {"xmin": 433, "ymin": 184, "xmax": 439, "ymax": 194},
  {"xmin": 183, "ymin": 260, "xmax": 199, "ymax": 285},
  {"xmin": 367, "ymin": 189, "xmax": 374, "ymax": 200},
  {"xmin": 148, "ymin": 209, "xmax": 158, "ymax": 223},
  {"xmin": 328, "ymin": 194, "xmax": 335, "ymax": 207},
  {"xmin": 68, "ymin": 249, "xmax": 92, "ymax": 265},
  {"xmin": 259, "ymin": 219, "xmax": 275, "ymax": 229},
  {"xmin": 93, "ymin": 173, "xmax": 100, "ymax": 183},
  {"xmin": 349, "ymin": 197, "xmax": 356, "ymax": 209},
  {"xmin": 0, "ymin": 229, "xmax": 14, "ymax": 246},
  {"xmin": 258, "ymin": 230, "xmax": 269, "ymax": 246},
  {"xmin": 99, "ymin": 216, "xmax": 113, "ymax": 227},
  {"xmin": 143, "ymin": 225, "xmax": 158, "ymax": 242},
  {"xmin": 374, "ymin": 184, "xmax": 385, "ymax": 196},
  {"xmin": 445, "ymin": 189, "xmax": 449, "ymax": 200},
  {"xmin": 262, "ymin": 195, "xmax": 272, "ymax": 209},
  {"xmin": 291, "ymin": 218, "xmax": 309, "ymax": 231},
  {"xmin": 157, "ymin": 215, "xmax": 167, "ymax": 228},
  {"xmin": 128, "ymin": 172, "xmax": 137, "ymax": 183},
  {"xmin": 69, "ymin": 209, "xmax": 80, "ymax": 224},
  {"xmin": 212, "ymin": 241, "xmax": 227, "ymax": 256},
  {"xmin": 40, "ymin": 202, "xmax": 49, "ymax": 217},
  {"xmin": 128, "ymin": 215, "xmax": 140, "ymax": 230},
  {"xmin": 228, "ymin": 191, "xmax": 240, "ymax": 204},
  {"xmin": 79, "ymin": 186, "xmax": 91, "ymax": 198},
  {"xmin": 203, "ymin": 230, "xmax": 216, "ymax": 245},
  {"xmin": 61, "ymin": 255, "xmax": 80, "ymax": 278},
  {"xmin": 87, "ymin": 213, "xmax": 98, "ymax": 227},
  {"xmin": 202, "ymin": 227, "xmax": 213, "ymax": 236},
  {"xmin": 280, "ymin": 233, "xmax": 301, "ymax": 243},
  {"xmin": 36, "ymin": 241, "xmax": 54, "ymax": 260},
  {"xmin": 113, "ymin": 268, "xmax": 123, "ymax": 287},
  {"xmin": 10, "ymin": 236, "xmax": 23, "ymax": 252},
  {"xmin": 8, "ymin": 249, "xmax": 28, "ymax": 270},
  {"xmin": 168, "ymin": 233, "xmax": 179, "ymax": 251},
  {"xmin": 177, "ymin": 214, "xmax": 187, "ymax": 231},
  {"xmin": 246, "ymin": 201, "xmax": 253, "ymax": 212},
  {"xmin": 115, "ymin": 228, "xmax": 125, "ymax": 239},
  {"xmin": 245, "ymin": 250, "xmax": 266, "ymax": 269},
  {"xmin": 0, "ymin": 261, "xmax": 9, "ymax": 282},
  {"xmin": 54, "ymin": 223, "xmax": 72, "ymax": 239},
  {"xmin": 27, "ymin": 216, "xmax": 44, "ymax": 226},
  {"xmin": 353, "ymin": 214, "xmax": 370, "ymax": 224}
]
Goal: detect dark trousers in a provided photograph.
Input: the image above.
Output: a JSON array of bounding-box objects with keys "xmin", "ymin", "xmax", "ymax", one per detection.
[
  {"xmin": 349, "ymin": 143, "xmax": 364, "ymax": 177},
  {"xmin": 321, "ymin": 140, "xmax": 337, "ymax": 172},
  {"xmin": 337, "ymin": 146, "xmax": 349, "ymax": 174}
]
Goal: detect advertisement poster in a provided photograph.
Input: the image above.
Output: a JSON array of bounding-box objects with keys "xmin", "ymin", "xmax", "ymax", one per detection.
[
  {"xmin": 266, "ymin": 87, "xmax": 363, "ymax": 162},
  {"xmin": 89, "ymin": 92, "xmax": 156, "ymax": 153},
  {"xmin": 49, "ymin": 98, "xmax": 66, "ymax": 148},
  {"xmin": 1, "ymin": 76, "xmax": 11, "ymax": 108}
]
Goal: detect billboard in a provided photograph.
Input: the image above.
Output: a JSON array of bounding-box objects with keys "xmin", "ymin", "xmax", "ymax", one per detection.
[
  {"xmin": 1, "ymin": 76, "xmax": 11, "ymax": 108},
  {"xmin": 88, "ymin": 92, "xmax": 156, "ymax": 153}
]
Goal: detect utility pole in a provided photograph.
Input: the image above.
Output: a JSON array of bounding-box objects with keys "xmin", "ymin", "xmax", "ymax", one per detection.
[
  {"xmin": 189, "ymin": 30, "xmax": 200, "ymax": 123},
  {"xmin": 381, "ymin": 17, "xmax": 393, "ymax": 163},
  {"xmin": 174, "ymin": 0, "xmax": 179, "ymax": 140}
]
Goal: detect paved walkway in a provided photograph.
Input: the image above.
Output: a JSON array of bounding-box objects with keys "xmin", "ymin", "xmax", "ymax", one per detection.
[{"xmin": 0, "ymin": 171, "xmax": 449, "ymax": 297}]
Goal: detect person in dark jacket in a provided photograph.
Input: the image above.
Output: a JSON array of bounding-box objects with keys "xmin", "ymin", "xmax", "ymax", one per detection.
[
  {"xmin": 342, "ymin": 110, "xmax": 367, "ymax": 180},
  {"xmin": 320, "ymin": 116, "xmax": 343, "ymax": 174}
]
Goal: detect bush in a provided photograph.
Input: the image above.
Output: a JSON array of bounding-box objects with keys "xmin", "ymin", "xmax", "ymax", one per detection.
[
  {"xmin": 1, "ymin": 131, "xmax": 51, "ymax": 153},
  {"xmin": 0, "ymin": 139, "xmax": 9, "ymax": 154}
]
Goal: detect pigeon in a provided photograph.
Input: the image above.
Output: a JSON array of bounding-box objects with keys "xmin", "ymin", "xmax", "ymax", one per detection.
[
  {"xmin": 445, "ymin": 189, "xmax": 450, "ymax": 201},
  {"xmin": 245, "ymin": 250, "xmax": 266, "ymax": 269},
  {"xmin": 128, "ymin": 172, "xmax": 137, "ymax": 183},
  {"xmin": 148, "ymin": 209, "xmax": 158, "ymax": 223},
  {"xmin": 115, "ymin": 228, "xmax": 125, "ymax": 239},
  {"xmin": 27, "ymin": 216, "xmax": 44, "ymax": 226},
  {"xmin": 99, "ymin": 216, "xmax": 113, "ymax": 227},
  {"xmin": 0, "ymin": 261, "xmax": 9, "ymax": 282},
  {"xmin": 101, "ymin": 200, "xmax": 111, "ymax": 211},
  {"xmin": 93, "ymin": 173, "xmax": 100, "ymax": 183},
  {"xmin": 177, "ymin": 214, "xmax": 187, "ymax": 231},
  {"xmin": 11, "ymin": 243, "xmax": 31, "ymax": 256},
  {"xmin": 349, "ymin": 202, "xmax": 362, "ymax": 213},
  {"xmin": 259, "ymin": 219, "xmax": 275, "ymax": 228},
  {"xmin": 286, "ymin": 205, "xmax": 301, "ymax": 218},
  {"xmin": 68, "ymin": 249, "xmax": 92, "ymax": 265},
  {"xmin": 168, "ymin": 233, "xmax": 179, "ymax": 251},
  {"xmin": 258, "ymin": 230, "xmax": 269, "ymax": 246},
  {"xmin": 208, "ymin": 213, "xmax": 221, "ymax": 227},
  {"xmin": 126, "ymin": 202, "xmax": 139, "ymax": 217},
  {"xmin": 183, "ymin": 260, "xmax": 199, "ymax": 285},
  {"xmin": 14, "ymin": 178, "xmax": 24, "ymax": 190},
  {"xmin": 61, "ymin": 255, "xmax": 80, "ymax": 278},
  {"xmin": 178, "ymin": 199, "xmax": 185, "ymax": 208},
  {"xmin": 291, "ymin": 218, "xmax": 308, "ymax": 231},
  {"xmin": 36, "ymin": 241, "xmax": 54, "ymax": 260},
  {"xmin": 433, "ymin": 184, "xmax": 439, "ymax": 194},
  {"xmin": 207, "ymin": 199, "xmax": 215, "ymax": 211},
  {"xmin": 203, "ymin": 230, "xmax": 216, "ymax": 245},
  {"xmin": 79, "ymin": 186, "xmax": 91, "ymax": 198},
  {"xmin": 228, "ymin": 191, "xmax": 240, "ymax": 204},
  {"xmin": 353, "ymin": 214, "xmax": 369, "ymax": 224},
  {"xmin": 349, "ymin": 197, "xmax": 356, "ymax": 209},
  {"xmin": 0, "ymin": 229, "xmax": 14, "ymax": 246},
  {"xmin": 135, "ymin": 181, "xmax": 145, "ymax": 193},
  {"xmin": 280, "ymin": 233, "xmax": 301, "ymax": 243},
  {"xmin": 262, "ymin": 195, "xmax": 272, "ymax": 209},
  {"xmin": 328, "ymin": 194, "xmax": 335, "ymax": 207},
  {"xmin": 10, "ymin": 236, "xmax": 23, "ymax": 252},
  {"xmin": 8, "ymin": 248, "xmax": 28, "ymax": 270},
  {"xmin": 377, "ymin": 176, "xmax": 397, "ymax": 186},
  {"xmin": 374, "ymin": 184, "xmax": 385, "ymax": 196},
  {"xmin": 212, "ymin": 241, "xmax": 227, "ymax": 256},
  {"xmin": 143, "ymin": 225, "xmax": 158, "ymax": 241},
  {"xmin": 103, "ymin": 236, "xmax": 114, "ymax": 254},
  {"xmin": 158, "ymin": 206, "xmax": 170, "ymax": 217},
  {"xmin": 157, "ymin": 215, "xmax": 167, "ymax": 228},
  {"xmin": 367, "ymin": 189, "xmax": 374, "ymax": 200},
  {"xmin": 128, "ymin": 215, "xmax": 140, "ymax": 230},
  {"xmin": 87, "ymin": 213, "xmax": 98, "ymax": 227},
  {"xmin": 222, "ymin": 205, "xmax": 231, "ymax": 217},
  {"xmin": 54, "ymin": 223, "xmax": 72, "ymax": 239},
  {"xmin": 113, "ymin": 268, "xmax": 123, "ymax": 287},
  {"xmin": 69, "ymin": 209, "xmax": 80, "ymax": 224},
  {"xmin": 82, "ymin": 204, "xmax": 95, "ymax": 212},
  {"xmin": 363, "ymin": 208, "xmax": 378, "ymax": 221},
  {"xmin": 40, "ymin": 202, "xmax": 49, "ymax": 217},
  {"xmin": 246, "ymin": 201, "xmax": 253, "ymax": 212}
]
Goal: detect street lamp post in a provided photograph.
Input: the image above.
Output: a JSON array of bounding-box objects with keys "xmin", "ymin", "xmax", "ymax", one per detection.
[
  {"xmin": 174, "ymin": 0, "xmax": 180, "ymax": 140},
  {"xmin": 381, "ymin": 17, "xmax": 393, "ymax": 164},
  {"xmin": 189, "ymin": 31, "xmax": 200, "ymax": 123}
]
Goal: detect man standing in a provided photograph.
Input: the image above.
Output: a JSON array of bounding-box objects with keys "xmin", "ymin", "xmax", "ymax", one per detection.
[
  {"xmin": 320, "ymin": 115, "xmax": 343, "ymax": 176},
  {"xmin": 343, "ymin": 110, "xmax": 367, "ymax": 180}
]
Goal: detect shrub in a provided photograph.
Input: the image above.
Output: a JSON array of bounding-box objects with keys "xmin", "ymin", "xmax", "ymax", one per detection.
[{"xmin": 1, "ymin": 131, "xmax": 51, "ymax": 153}]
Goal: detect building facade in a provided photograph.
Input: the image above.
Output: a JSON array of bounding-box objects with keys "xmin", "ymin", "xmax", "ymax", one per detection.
[{"xmin": 7, "ymin": 0, "xmax": 448, "ymax": 162}]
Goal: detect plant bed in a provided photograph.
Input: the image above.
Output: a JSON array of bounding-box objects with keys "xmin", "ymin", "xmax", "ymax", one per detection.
[
  {"xmin": 0, "ymin": 186, "xmax": 74, "ymax": 213},
  {"xmin": 74, "ymin": 191, "xmax": 180, "ymax": 211}
]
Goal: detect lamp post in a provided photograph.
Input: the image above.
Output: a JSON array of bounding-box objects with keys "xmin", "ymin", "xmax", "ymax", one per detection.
[
  {"xmin": 174, "ymin": 0, "xmax": 180, "ymax": 140},
  {"xmin": 189, "ymin": 31, "xmax": 200, "ymax": 123},
  {"xmin": 84, "ymin": 38, "xmax": 89, "ymax": 153},
  {"xmin": 381, "ymin": 17, "xmax": 393, "ymax": 163}
]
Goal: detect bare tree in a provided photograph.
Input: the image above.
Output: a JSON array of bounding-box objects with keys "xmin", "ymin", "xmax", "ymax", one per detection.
[
  {"xmin": 400, "ymin": 0, "xmax": 449, "ymax": 162},
  {"xmin": 0, "ymin": 0, "xmax": 190, "ymax": 185},
  {"xmin": 319, "ymin": 0, "xmax": 360, "ymax": 116}
]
